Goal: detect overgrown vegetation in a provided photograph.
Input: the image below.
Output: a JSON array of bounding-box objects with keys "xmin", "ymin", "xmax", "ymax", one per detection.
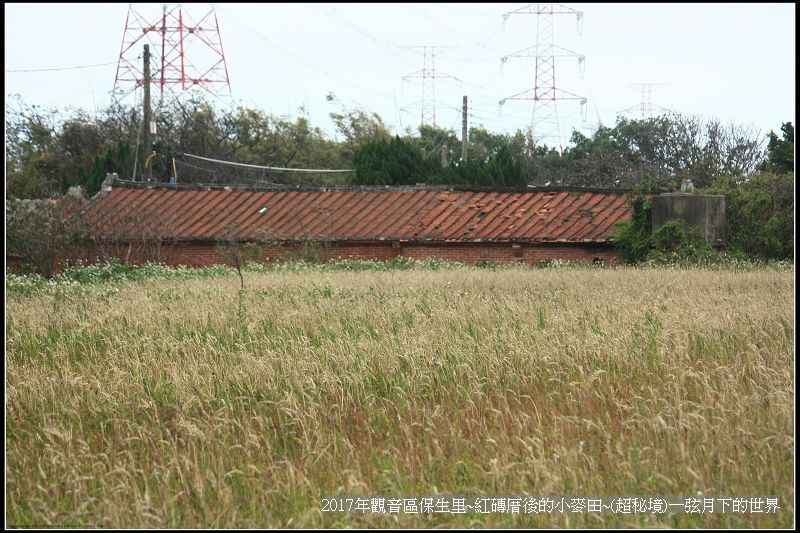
[
  {"xmin": 5, "ymin": 92, "xmax": 779, "ymax": 197},
  {"xmin": 6, "ymin": 194, "xmax": 87, "ymax": 277},
  {"xmin": 644, "ymin": 220, "xmax": 717, "ymax": 266},
  {"xmin": 614, "ymin": 171, "xmax": 794, "ymax": 265},
  {"xmin": 759, "ymin": 122, "xmax": 794, "ymax": 174},
  {"xmin": 6, "ymin": 266, "xmax": 793, "ymax": 527},
  {"xmin": 4, "ymin": 259, "xmax": 462, "ymax": 296},
  {"xmin": 705, "ymin": 172, "xmax": 794, "ymax": 260},
  {"xmin": 612, "ymin": 196, "xmax": 767, "ymax": 267},
  {"xmin": 611, "ymin": 195, "xmax": 653, "ymax": 265}
]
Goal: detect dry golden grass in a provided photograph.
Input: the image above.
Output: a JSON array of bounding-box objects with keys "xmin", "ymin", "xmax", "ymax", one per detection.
[{"xmin": 6, "ymin": 266, "xmax": 794, "ymax": 527}]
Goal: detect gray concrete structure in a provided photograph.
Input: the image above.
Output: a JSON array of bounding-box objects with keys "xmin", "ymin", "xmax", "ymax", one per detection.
[{"xmin": 652, "ymin": 193, "xmax": 726, "ymax": 247}]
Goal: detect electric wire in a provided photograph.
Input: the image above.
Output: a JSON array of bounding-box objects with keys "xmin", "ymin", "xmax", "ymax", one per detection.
[{"xmin": 181, "ymin": 153, "xmax": 353, "ymax": 173}]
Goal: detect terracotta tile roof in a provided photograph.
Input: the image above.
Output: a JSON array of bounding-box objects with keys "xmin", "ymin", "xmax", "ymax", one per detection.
[{"xmin": 78, "ymin": 183, "xmax": 631, "ymax": 243}]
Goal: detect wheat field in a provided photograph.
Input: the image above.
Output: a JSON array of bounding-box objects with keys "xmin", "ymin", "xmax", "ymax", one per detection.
[{"xmin": 5, "ymin": 265, "xmax": 794, "ymax": 527}]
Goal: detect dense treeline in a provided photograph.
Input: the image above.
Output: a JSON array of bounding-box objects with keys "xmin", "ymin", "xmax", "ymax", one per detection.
[
  {"xmin": 6, "ymin": 92, "xmax": 785, "ymax": 195},
  {"xmin": 5, "ymin": 93, "xmax": 793, "ymax": 261}
]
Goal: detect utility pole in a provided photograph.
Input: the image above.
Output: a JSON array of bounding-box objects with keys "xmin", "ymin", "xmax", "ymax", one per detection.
[
  {"xmin": 143, "ymin": 44, "xmax": 153, "ymax": 181},
  {"xmin": 461, "ymin": 95, "xmax": 468, "ymax": 160},
  {"xmin": 440, "ymin": 145, "xmax": 448, "ymax": 168}
]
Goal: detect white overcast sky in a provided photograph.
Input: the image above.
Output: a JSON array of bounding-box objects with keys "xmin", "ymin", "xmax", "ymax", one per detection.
[{"xmin": 5, "ymin": 3, "xmax": 796, "ymax": 149}]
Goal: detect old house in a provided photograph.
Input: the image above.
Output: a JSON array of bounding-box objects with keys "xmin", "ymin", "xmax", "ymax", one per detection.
[{"xmin": 72, "ymin": 176, "xmax": 630, "ymax": 267}]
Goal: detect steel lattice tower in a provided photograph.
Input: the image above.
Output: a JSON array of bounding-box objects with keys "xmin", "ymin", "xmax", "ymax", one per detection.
[
  {"xmin": 500, "ymin": 3, "xmax": 586, "ymax": 149},
  {"xmin": 113, "ymin": 4, "xmax": 231, "ymax": 101},
  {"xmin": 402, "ymin": 46, "xmax": 457, "ymax": 127},
  {"xmin": 618, "ymin": 83, "xmax": 670, "ymax": 118}
]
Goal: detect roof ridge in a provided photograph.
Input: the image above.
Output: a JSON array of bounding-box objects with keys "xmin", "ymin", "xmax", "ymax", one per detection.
[{"xmin": 111, "ymin": 178, "xmax": 633, "ymax": 194}]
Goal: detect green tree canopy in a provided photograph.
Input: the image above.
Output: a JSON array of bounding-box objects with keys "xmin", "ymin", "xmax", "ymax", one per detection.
[
  {"xmin": 5, "ymin": 92, "xmax": 779, "ymax": 198},
  {"xmin": 760, "ymin": 122, "xmax": 794, "ymax": 174},
  {"xmin": 352, "ymin": 136, "xmax": 434, "ymax": 186}
]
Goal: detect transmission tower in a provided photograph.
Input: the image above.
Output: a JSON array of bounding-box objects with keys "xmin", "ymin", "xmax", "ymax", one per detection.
[
  {"xmin": 499, "ymin": 3, "xmax": 586, "ymax": 149},
  {"xmin": 618, "ymin": 83, "xmax": 670, "ymax": 118},
  {"xmin": 401, "ymin": 46, "xmax": 458, "ymax": 127},
  {"xmin": 113, "ymin": 4, "xmax": 231, "ymax": 102}
]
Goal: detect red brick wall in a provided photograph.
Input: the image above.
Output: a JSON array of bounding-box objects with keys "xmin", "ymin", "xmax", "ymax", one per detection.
[
  {"xmin": 402, "ymin": 243, "xmax": 519, "ymax": 264},
  {"xmin": 7, "ymin": 240, "xmax": 621, "ymax": 273},
  {"xmin": 160, "ymin": 242, "xmax": 402, "ymax": 268},
  {"xmin": 522, "ymin": 244, "xmax": 620, "ymax": 265},
  {"xmin": 402, "ymin": 242, "xmax": 620, "ymax": 265},
  {"xmin": 160, "ymin": 241, "xmax": 620, "ymax": 267}
]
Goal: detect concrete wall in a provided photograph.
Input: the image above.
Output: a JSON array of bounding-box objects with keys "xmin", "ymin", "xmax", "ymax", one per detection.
[{"xmin": 652, "ymin": 193, "xmax": 726, "ymax": 247}]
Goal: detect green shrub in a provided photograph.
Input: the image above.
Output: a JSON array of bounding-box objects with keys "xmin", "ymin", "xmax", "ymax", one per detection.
[
  {"xmin": 650, "ymin": 220, "xmax": 712, "ymax": 254},
  {"xmin": 614, "ymin": 193, "xmax": 726, "ymax": 265},
  {"xmin": 612, "ymin": 195, "xmax": 653, "ymax": 264},
  {"xmin": 704, "ymin": 172, "xmax": 794, "ymax": 260}
]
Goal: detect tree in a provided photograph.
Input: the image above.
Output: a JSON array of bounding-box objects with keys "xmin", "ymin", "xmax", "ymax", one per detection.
[
  {"xmin": 413, "ymin": 124, "xmax": 461, "ymax": 163},
  {"xmin": 539, "ymin": 114, "xmax": 766, "ymax": 190},
  {"xmin": 482, "ymin": 146, "xmax": 524, "ymax": 187},
  {"xmin": 468, "ymin": 127, "xmax": 513, "ymax": 163},
  {"xmin": 704, "ymin": 172, "xmax": 794, "ymax": 259},
  {"xmin": 444, "ymin": 158, "xmax": 490, "ymax": 186},
  {"xmin": 353, "ymin": 134, "xmax": 528, "ymax": 187},
  {"xmin": 6, "ymin": 194, "xmax": 87, "ymax": 276},
  {"xmin": 326, "ymin": 92, "xmax": 391, "ymax": 153},
  {"xmin": 760, "ymin": 122, "xmax": 794, "ymax": 174},
  {"xmin": 352, "ymin": 136, "xmax": 434, "ymax": 186},
  {"xmin": 161, "ymin": 97, "xmax": 352, "ymax": 186},
  {"xmin": 612, "ymin": 195, "xmax": 653, "ymax": 264},
  {"xmin": 5, "ymin": 95, "xmax": 66, "ymax": 198},
  {"xmin": 79, "ymin": 142, "xmax": 133, "ymax": 196}
]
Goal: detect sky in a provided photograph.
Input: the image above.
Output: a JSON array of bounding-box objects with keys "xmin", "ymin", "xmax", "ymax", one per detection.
[{"xmin": 5, "ymin": 3, "xmax": 796, "ymax": 149}]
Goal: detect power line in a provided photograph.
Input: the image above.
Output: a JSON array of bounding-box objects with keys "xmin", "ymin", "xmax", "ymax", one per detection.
[
  {"xmin": 411, "ymin": 5, "xmax": 505, "ymax": 56},
  {"xmin": 6, "ymin": 60, "xmax": 120, "ymax": 73},
  {"xmin": 181, "ymin": 153, "xmax": 354, "ymax": 173},
  {"xmin": 216, "ymin": 5, "xmax": 397, "ymax": 105},
  {"xmin": 175, "ymin": 159, "xmax": 293, "ymax": 186},
  {"xmin": 469, "ymin": 103, "xmax": 533, "ymax": 121},
  {"xmin": 318, "ymin": 5, "xmax": 418, "ymax": 69},
  {"xmin": 468, "ymin": 113, "xmax": 535, "ymax": 132}
]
